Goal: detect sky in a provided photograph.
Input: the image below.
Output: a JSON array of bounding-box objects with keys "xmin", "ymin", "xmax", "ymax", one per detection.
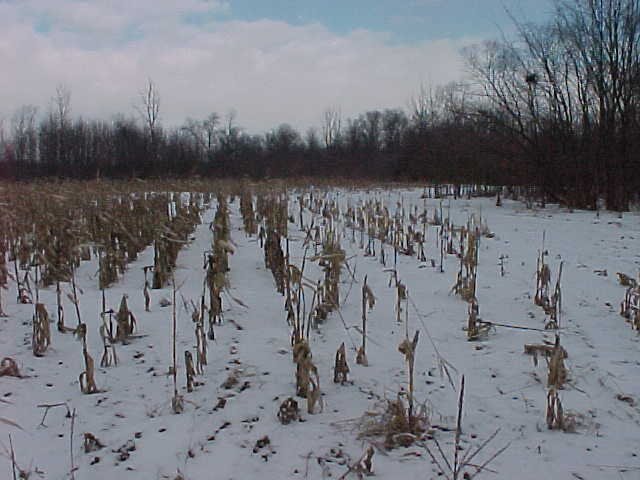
[{"xmin": 0, "ymin": 0, "xmax": 554, "ymax": 133}]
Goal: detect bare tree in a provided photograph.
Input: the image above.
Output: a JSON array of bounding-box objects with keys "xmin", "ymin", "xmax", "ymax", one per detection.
[
  {"xmin": 322, "ymin": 107, "xmax": 341, "ymax": 149},
  {"xmin": 181, "ymin": 112, "xmax": 219, "ymax": 163},
  {"xmin": 182, "ymin": 117, "xmax": 205, "ymax": 161},
  {"xmin": 54, "ymin": 84, "xmax": 71, "ymax": 128},
  {"xmin": 464, "ymin": 39, "xmax": 547, "ymax": 188},
  {"xmin": 410, "ymin": 83, "xmax": 436, "ymax": 130},
  {"xmin": 382, "ymin": 108, "xmax": 408, "ymax": 152},
  {"xmin": 0, "ymin": 117, "xmax": 6, "ymax": 166},
  {"xmin": 136, "ymin": 78, "xmax": 160, "ymax": 144},
  {"xmin": 362, "ymin": 110, "xmax": 383, "ymax": 152},
  {"xmin": 554, "ymin": 0, "xmax": 640, "ymax": 210},
  {"xmin": 305, "ymin": 127, "xmax": 321, "ymax": 150},
  {"xmin": 218, "ymin": 109, "xmax": 241, "ymax": 164},
  {"xmin": 52, "ymin": 84, "xmax": 72, "ymax": 169},
  {"xmin": 11, "ymin": 105, "xmax": 39, "ymax": 167},
  {"xmin": 134, "ymin": 79, "xmax": 161, "ymax": 169},
  {"xmin": 466, "ymin": 0, "xmax": 640, "ymax": 209},
  {"xmin": 202, "ymin": 112, "xmax": 219, "ymax": 155},
  {"xmin": 438, "ymin": 82, "xmax": 471, "ymax": 124}
]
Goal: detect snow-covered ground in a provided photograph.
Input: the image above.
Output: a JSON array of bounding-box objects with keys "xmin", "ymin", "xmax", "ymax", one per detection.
[{"xmin": 2, "ymin": 187, "xmax": 639, "ymax": 480}]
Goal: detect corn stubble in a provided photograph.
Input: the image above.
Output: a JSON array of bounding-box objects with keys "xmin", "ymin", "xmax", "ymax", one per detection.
[{"xmin": 2, "ymin": 180, "xmax": 618, "ymax": 477}]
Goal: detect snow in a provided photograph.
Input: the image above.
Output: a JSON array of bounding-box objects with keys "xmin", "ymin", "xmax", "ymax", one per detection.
[{"xmin": 1, "ymin": 187, "xmax": 639, "ymax": 479}]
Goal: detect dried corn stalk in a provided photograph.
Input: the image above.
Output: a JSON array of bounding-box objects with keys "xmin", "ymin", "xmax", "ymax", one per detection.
[
  {"xmin": 535, "ymin": 248, "xmax": 551, "ymax": 309},
  {"xmin": 293, "ymin": 340, "xmax": 313, "ymax": 397},
  {"xmin": 194, "ymin": 308, "xmax": 207, "ymax": 374},
  {"xmin": 203, "ymin": 253, "xmax": 222, "ymax": 336},
  {"xmin": 185, "ymin": 351, "xmax": 196, "ymax": 393},
  {"xmin": 79, "ymin": 343, "xmax": 99, "ymax": 394},
  {"xmin": 357, "ymin": 277, "xmax": 375, "ymax": 366},
  {"xmin": 0, "ymin": 245, "xmax": 7, "ymax": 317},
  {"xmin": 320, "ymin": 230, "xmax": 344, "ymax": 313},
  {"xmin": 288, "ymin": 253, "xmax": 308, "ymax": 348},
  {"xmin": 0, "ymin": 357, "xmax": 21, "ymax": 377},
  {"xmin": 355, "ymin": 445, "xmax": 375, "ymax": 477},
  {"xmin": 451, "ymin": 225, "xmax": 478, "ymax": 302},
  {"xmin": 32, "ymin": 303, "xmax": 51, "ymax": 357},
  {"xmin": 56, "ymin": 281, "xmax": 66, "ymax": 332},
  {"xmin": 240, "ymin": 189, "xmax": 258, "ymax": 236},
  {"xmin": 546, "ymin": 388, "xmax": 564, "ymax": 430},
  {"xmin": 293, "ymin": 339, "xmax": 322, "ymax": 414},
  {"xmin": 264, "ymin": 228, "xmax": 286, "ymax": 294},
  {"xmin": 171, "ymin": 277, "xmax": 183, "ymax": 414},
  {"xmin": 83, "ymin": 433, "xmax": 104, "ymax": 453},
  {"xmin": 115, "ymin": 294, "xmax": 136, "ymax": 342},
  {"xmin": 172, "ymin": 394, "xmax": 184, "ymax": 414},
  {"xmin": 74, "ymin": 322, "xmax": 87, "ymax": 343},
  {"xmin": 308, "ymin": 375, "xmax": 323, "ymax": 414},
  {"xmin": 278, "ymin": 397, "xmax": 299, "ymax": 425},
  {"xmin": 143, "ymin": 266, "xmax": 153, "ymax": 312},
  {"xmin": 395, "ymin": 282, "xmax": 407, "ymax": 324},
  {"xmin": 152, "ymin": 238, "xmax": 169, "ymax": 289},
  {"xmin": 546, "ymin": 337, "xmax": 567, "ymax": 389},
  {"xmin": 99, "ymin": 248, "xmax": 119, "ymax": 290},
  {"xmin": 544, "ymin": 262, "xmax": 563, "ymax": 329},
  {"xmin": 617, "ymin": 272, "xmax": 637, "ymax": 288},
  {"xmin": 333, "ymin": 342, "xmax": 349, "ymax": 384},
  {"xmin": 524, "ymin": 343, "xmax": 568, "ymax": 363},
  {"xmin": 359, "ymin": 394, "xmax": 427, "ymax": 449},
  {"xmin": 466, "ymin": 298, "xmax": 490, "ymax": 341},
  {"xmin": 398, "ymin": 330, "xmax": 420, "ymax": 427},
  {"xmin": 620, "ymin": 283, "xmax": 640, "ymax": 331},
  {"xmin": 99, "ymin": 311, "xmax": 118, "ymax": 367}
]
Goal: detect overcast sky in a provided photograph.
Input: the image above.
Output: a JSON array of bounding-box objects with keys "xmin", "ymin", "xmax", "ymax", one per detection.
[{"xmin": 0, "ymin": 0, "xmax": 554, "ymax": 133}]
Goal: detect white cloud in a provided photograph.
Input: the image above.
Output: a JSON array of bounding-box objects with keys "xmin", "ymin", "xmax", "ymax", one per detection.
[{"xmin": 0, "ymin": 0, "xmax": 467, "ymax": 132}]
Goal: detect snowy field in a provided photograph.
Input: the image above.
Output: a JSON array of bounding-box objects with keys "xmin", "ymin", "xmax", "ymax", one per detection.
[{"xmin": 1, "ymin": 185, "xmax": 639, "ymax": 480}]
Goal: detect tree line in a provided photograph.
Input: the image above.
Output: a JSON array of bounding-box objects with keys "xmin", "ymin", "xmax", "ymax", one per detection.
[
  {"xmin": 0, "ymin": 81, "xmax": 515, "ymax": 186},
  {"xmin": 1, "ymin": 0, "xmax": 639, "ymax": 210},
  {"xmin": 467, "ymin": 0, "xmax": 640, "ymax": 211}
]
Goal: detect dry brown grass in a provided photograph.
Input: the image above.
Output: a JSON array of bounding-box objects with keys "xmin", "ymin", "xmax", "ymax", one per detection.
[{"xmin": 358, "ymin": 395, "xmax": 428, "ymax": 450}]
